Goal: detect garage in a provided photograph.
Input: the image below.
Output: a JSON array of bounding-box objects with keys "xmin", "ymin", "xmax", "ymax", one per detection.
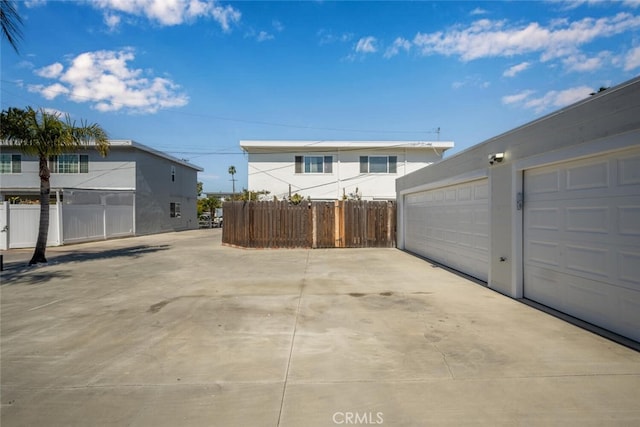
[
  {"xmin": 404, "ymin": 179, "xmax": 489, "ymax": 282},
  {"xmin": 523, "ymin": 148, "xmax": 640, "ymax": 342}
]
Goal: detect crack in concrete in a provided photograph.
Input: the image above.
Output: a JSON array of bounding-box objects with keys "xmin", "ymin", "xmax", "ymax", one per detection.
[{"xmin": 277, "ymin": 250, "xmax": 310, "ymax": 427}]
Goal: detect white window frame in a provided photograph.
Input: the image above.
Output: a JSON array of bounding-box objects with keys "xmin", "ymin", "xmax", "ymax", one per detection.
[
  {"xmin": 49, "ymin": 154, "xmax": 89, "ymax": 174},
  {"xmin": 0, "ymin": 154, "xmax": 21, "ymax": 174}
]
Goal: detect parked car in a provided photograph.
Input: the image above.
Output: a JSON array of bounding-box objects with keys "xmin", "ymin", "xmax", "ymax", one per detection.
[
  {"xmin": 199, "ymin": 214, "xmax": 212, "ymax": 228},
  {"xmin": 199, "ymin": 213, "xmax": 222, "ymax": 228}
]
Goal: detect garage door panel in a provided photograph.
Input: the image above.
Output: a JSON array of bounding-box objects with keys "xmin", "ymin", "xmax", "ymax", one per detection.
[
  {"xmin": 565, "ymin": 244, "xmax": 609, "ymax": 279},
  {"xmin": 527, "ymin": 207, "xmax": 561, "ymax": 231},
  {"xmin": 404, "ymin": 178, "xmax": 489, "ymax": 282},
  {"xmin": 527, "ymin": 240, "xmax": 561, "ymax": 267},
  {"xmin": 524, "ymin": 147, "xmax": 640, "ymax": 342},
  {"xmin": 619, "ymin": 250, "xmax": 640, "ymax": 287},
  {"xmin": 618, "ymin": 205, "xmax": 640, "ymax": 235},
  {"xmin": 525, "ymin": 170, "xmax": 560, "ymax": 195},
  {"xmin": 523, "ymin": 266, "xmax": 567, "ymax": 309},
  {"xmin": 618, "ymin": 155, "xmax": 640, "ymax": 185},
  {"xmin": 565, "ymin": 206, "xmax": 608, "ymax": 233},
  {"xmin": 566, "ymin": 161, "xmax": 609, "ymax": 191}
]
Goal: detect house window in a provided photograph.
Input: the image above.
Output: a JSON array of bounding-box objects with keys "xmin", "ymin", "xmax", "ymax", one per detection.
[
  {"xmin": 295, "ymin": 156, "xmax": 333, "ymax": 174},
  {"xmin": 49, "ymin": 154, "xmax": 89, "ymax": 173},
  {"xmin": 171, "ymin": 166, "xmax": 176, "ymax": 182},
  {"xmin": 359, "ymin": 156, "xmax": 397, "ymax": 174},
  {"xmin": 0, "ymin": 154, "xmax": 21, "ymax": 173},
  {"xmin": 170, "ymin": 202, "xmax": 181, "ymax": 218}
]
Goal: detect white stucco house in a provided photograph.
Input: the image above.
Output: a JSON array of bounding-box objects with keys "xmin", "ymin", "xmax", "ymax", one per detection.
[
  {"xmin": 0, "ymin": 139, "xmax": 203, "ymax": 249},
  {"xmin": 396, "ymin": 76, "xmax": 640, "ymax": 343},
  {"xmin": 240, "ymin": 140, "xmax": 454, "ymax": 201}
]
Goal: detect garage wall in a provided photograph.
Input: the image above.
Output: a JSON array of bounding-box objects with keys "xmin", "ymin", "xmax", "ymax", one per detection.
[{"xmin": 397, "ymin": 76, "xmax": 640, "ymax": 301}]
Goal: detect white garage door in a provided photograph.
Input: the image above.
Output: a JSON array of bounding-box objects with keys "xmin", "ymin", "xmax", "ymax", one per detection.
[
  {"xmin": 404, "ymin": 179, "xmax": 489, "ymax": 281},
  {"xmin": 524, "ymin": 148, "xmax": 640, "ymax": 342}
]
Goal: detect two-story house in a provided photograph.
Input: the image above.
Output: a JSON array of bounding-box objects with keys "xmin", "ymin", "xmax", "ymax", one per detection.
[
  {"xmin": 240, "ymin": 140, "xmax": 454, "ymax": 201},
  {"xmin": 0, "ymin": 139, "xmax": 202, "ymax": 248}
]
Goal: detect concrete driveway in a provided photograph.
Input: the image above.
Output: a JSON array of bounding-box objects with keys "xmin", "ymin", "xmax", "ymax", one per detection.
[{"xmin": 1, "ymin": 229, "xmax": 639, "ymax": 426}]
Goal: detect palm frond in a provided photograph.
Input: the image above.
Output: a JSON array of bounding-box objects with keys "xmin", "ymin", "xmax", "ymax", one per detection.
[{"xmin": 0, "ymin": 0, "xmax": 23, "ymax": 54}]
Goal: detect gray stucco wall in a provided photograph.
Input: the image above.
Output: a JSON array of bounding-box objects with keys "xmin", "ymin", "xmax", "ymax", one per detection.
[
  {"xmin": 134, "ymin": 149, "xmax": 198, "ymax": 235},
  {"xmin": 397, "ymin": 76, "xmax": 640, "ymax": 297}
]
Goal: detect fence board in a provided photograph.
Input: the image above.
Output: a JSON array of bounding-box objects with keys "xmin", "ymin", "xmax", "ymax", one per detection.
[{"xmin": 223, "ymin": 200, "xmax": 395, "ymax": 249}]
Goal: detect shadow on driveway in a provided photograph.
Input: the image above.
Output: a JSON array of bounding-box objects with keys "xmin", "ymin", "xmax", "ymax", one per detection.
[{"xmin": 0, "ymin": 244, "xmax": 170, "ymax": 286}]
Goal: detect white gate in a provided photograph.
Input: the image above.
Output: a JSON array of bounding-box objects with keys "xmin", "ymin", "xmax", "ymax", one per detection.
[{"xmin": 0, "ymin": 203, "xmax": 61, "ymax": 249}]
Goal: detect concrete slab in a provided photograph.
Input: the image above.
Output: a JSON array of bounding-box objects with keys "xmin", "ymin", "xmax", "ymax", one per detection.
[{"xmin": 1, "ymin": 229, "xmax": 639, "ymax": 426}]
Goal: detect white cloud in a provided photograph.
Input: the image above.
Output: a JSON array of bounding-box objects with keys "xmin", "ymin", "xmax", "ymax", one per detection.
[
  {"xmin": 103, "ymin": 12, "xmax": 121, "ymax": 31},
  {"xmin": 623, "ymin": 0, "xmax": 640, "ymax": 8},
  {"xmin": 470, "ymin": 7, "xmax": 488, "ymax": 16},
  {"xmin": 452, "ymin": 75, "xmax": 491, "ymax": 90},
  {"xmin": 624, "ymin": 46, "xmax": 640, "ymax": 70},
  {"xmin": 384, "ymin": 37, "xmax": 411, "ymax": 59},
  {"xmin": 91, "ymin": 0, "xmax": 241, "ymax": 31},
  {"xmin": 28, "ymin": 83, "xmax": 70, "ymax": 100},
  {"xmin": 503, "ymin": 85, "xmax": 593, "ymax": 113},
  {"xmin": 318, "ymin": 29, "xmax": 353, "ymax": 45},
  {"xmin": 35, "ymin": 62, "xmax": 64, "ymax": 79},
  {"xmin": 24, "ymin": 0, "xmax": 47, "ymax": 7},
  {"xmin": 29, "ymin": 49, "xmax": 188, "ymax": 114},
  {"xmin": 502, "ymin": 89, "xmax": 535, "ymax": 105},
  {"xmin": 412, "ymin": 13, "xmax": 640, "ymax": 62},
  {"xmin": 355, "ymin": 36, "xmax": 378, "ymax": 54},
  {"xmin": 503, "ymin": 61, "xmax": 530, "ymax": 77},
  {"xmin": 272, "ymin": 20, "xmax": 284, "ymax": 32},
  {"xmin": 256, "ymin": 31, "xmax": 274, "ymax": 42},
  {"xmin": 562, "ymin": 51, "xmax": 610, "ymax": 72}
]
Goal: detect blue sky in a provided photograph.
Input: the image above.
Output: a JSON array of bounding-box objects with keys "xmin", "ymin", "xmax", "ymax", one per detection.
[{"xmin": 2, "ymin": 0, "xmax": 640, "ymax": 193}]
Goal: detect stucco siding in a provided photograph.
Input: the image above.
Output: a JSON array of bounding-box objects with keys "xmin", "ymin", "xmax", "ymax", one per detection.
[
  {"xmin": 134, "ymin": 150, "xmax": 198, "ymax": 235},
  {"xmin": 248, "ymin": 148, "xmax": 443, "ymax": 200}
]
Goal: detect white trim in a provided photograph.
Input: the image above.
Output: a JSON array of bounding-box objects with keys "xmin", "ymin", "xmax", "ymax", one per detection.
[
  {"xmin": 240, "ymin": 140, "xmax": 454, "ymax": 152},
  {"xmin": 514, "ymin": 129, "xmax": 640, "ymax": 172},
  {"xmin": 398, "ymin": 168, "xmax": 489, "ymax": 196},
  {"xmin": 108, "ymin": 140, "xmax": 204, "ymax": 171}
]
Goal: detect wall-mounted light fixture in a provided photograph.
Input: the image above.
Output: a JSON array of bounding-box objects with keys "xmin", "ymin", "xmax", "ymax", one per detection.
[{"xmin": 488, "ymin": 152, "xmax": 505, "ymax": 165}]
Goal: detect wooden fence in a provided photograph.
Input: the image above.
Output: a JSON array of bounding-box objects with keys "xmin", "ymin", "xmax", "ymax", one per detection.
[{"xmin": 222, "ymin": 200, "xmax": 396, "ymax": 249}]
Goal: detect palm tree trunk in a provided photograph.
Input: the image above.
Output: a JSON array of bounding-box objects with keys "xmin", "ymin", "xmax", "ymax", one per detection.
[{"xmin": 29, "ymin": 155, "xmax": 50, "ymax": 265}]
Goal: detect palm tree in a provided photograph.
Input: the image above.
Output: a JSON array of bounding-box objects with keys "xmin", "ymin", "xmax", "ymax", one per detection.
[
  {"xmin": 1, "ymin": 0, "xmax": 23, "ymax": 53},
  {"xmin": 228, "ymin": 165, "xmax": 236, "ymax": 199},
  {"xmin": 0, "ymin": 107, "xmax": 109, "ymax": 265}
]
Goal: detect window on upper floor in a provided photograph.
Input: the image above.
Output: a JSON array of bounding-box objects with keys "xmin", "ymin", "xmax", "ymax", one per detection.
[
  {"xmin": 171, "ymin": 166, "xmax": 176, "ymax": 182},
  {"xmin": 49, "ymin": 154, "xmax": 89, "ymax": 173},
  {"xmin": 359, "ymin": 156, "xmax": 397, "ymax": 174},
  {"xmin": 0, "ymin": 154, "xmax": 21, "ymax": 173},
  {"xmin": 295, "ymin": 155, "xmax": 333, "ymax": 174}
]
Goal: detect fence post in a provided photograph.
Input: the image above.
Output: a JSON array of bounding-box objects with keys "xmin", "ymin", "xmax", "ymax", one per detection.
[
  {"xmin": 0, "ymin": 202, "xmax": 9, "ymax": 250},
  {"xmin": 333, "ymin": 200, "xmax": 341, "ymax": 248},
  {"xmin": 311, "ymin": 203, "xmax": 317, "ymax": 249}
]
